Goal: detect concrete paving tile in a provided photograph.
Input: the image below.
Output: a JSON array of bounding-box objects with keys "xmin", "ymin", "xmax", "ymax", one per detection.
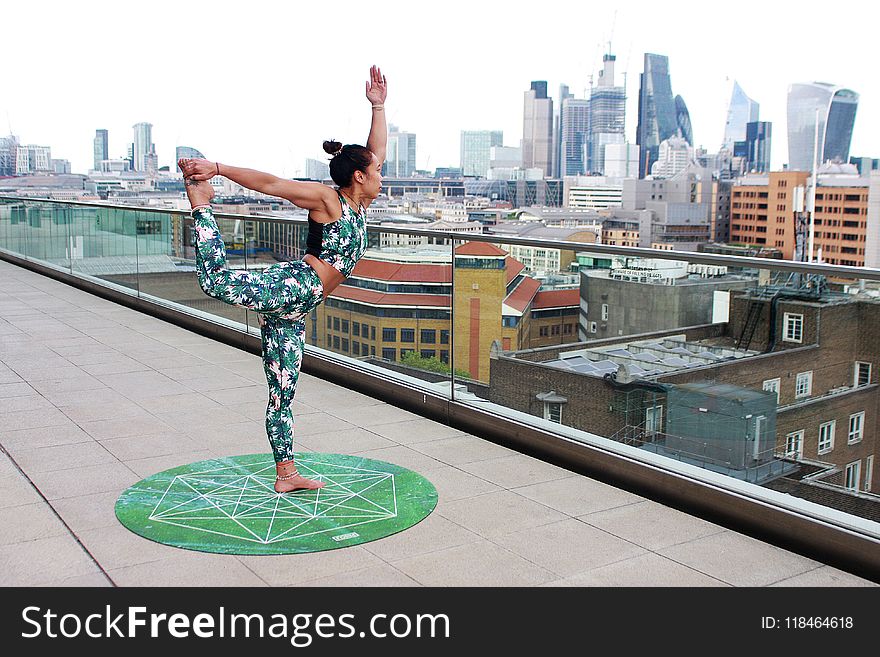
[
  {"xmin": 0, "ymin": 535, "xmax": 99, "ymax": 585},
  {"xmin": 458, "ymin": 454, "xmax": 576, "ymax": 489},
  {"xmin": 0, "ymin": 394, "xmax": 55, "ymax": 413},
  {"xmin": 0, "ymin": 472, "xmax": 45, "ymax": 509},
  {"xmin": 12, "ymin": 365, "xmax": 93, "ymax": 381},
  {"xmin": 392, "ymin": 539, "xmax": 557, "ymax": 586},
  {"xmin": 299, "ymin": 564, "xmax": 421, "ymax": 587},
  {"xmin": 0, "ymin": 407, "xmax": 72, "ymax": 431},
  {"xmin": 0, "ymin": 502, "xmax": 68, "ymax": 544},
  {"xmin": 515, "ymin": 475, "xmax": 645, "ymax": 517},
  {"xmin": 350, "ymin": 445, "xmax": 447, "ymax": 474},
  {"xmin": 438, "ymin": 490, "xmax": 568, "ymax": 539},
  {"xmin": 409, "ymin": 435, "xmax": 517, "ymax": 467},
  {"xmin": 99, "ymin": 432, "xmax": 202, "ymax": 462},
  {"xmin": 8, "ymin": 441, "xmax": 119, "ymax": 474},
  {"xmin": 44, "ymin": 571, "xmax": 113, "ymax": 587},
  {"xmin": 579, "ymin": 499, "xmax": 726, "ymax": 551},
  {"xmin": 658, "ymin": 531, "xmax": 825, "ymax": 587},
  {"xmin": 493, "ymin": 518, "xmax": 646, "ymax": 577},
  {"xmin": 215, "ymin": 359, "xmax": 267, "ymax": 383},
  {"xmin": 50, "ymin": 490, "xmax": 123, "ymax": 533},
  {"xmin": 61, "ymin": 350, "xmax": 123, "ymax": 367},
  {"xmin": 411, "ymin": 464, "xmax": 501, "ymax": 502},
  {"xmin": 80, "ymin": 358, "xmax": 153, "ymax": 376},
  {"xmin": 368, "ymin": 418, "xmax": 466, "ymax": 445},
  {"xmin": 134, "ymin": 393, "xmax": 223, "ymax": 414},
  {"xmin": 156, "ymin": 364, "xmax": 234, "ymax": 382},
  {"xmin": 110, "ymin": 553, "xmax": 268, "ymax": 586},
  {"xmin": 122, "ymin": 450, "xmax": 218, "ymax": 479},
  {"xmin": 362, "ymin": 512, "xmax": 482, "ymax": 563},
  {"xmin": 299, "ymin": 427, "xmax": 397, "ymax": 454},
  {"xmin": 294, "ymin": 412, "xmax": 357, "ymax": 437},
  {"xmin": 80, "ymin": 415, "xmax": 176, "ymax": 440},
  {"xmin": 0, "ymin": 382, "xmax": 36, "ymax": 398},
  {"xmin": 178, "ymin": 343, "xmax": 254, "ymax": 363},
  {"xmin": 47, "ymin": 388, "xmax": 131, "ymax": 408},
  {"xmin": 153, "ymin": 407, "xmax": 250, "ymax": 432},
  {"xmin": 327, "ymin": 403, "xmax": 422, "ymax": 427},
  {"xmin": 28, "ymin": 375, "xmax": 108, "ymax": 397},
  {"xmin": 770, "ymin": 566, "xmax": 877, "ymax": 587},
  {"xmin": 2, "ymin": 423, "xmax": 95, "ymax": 450},
  {"xmin": 237, "ymin": 547, "xmax": 385, "ymax": 586},
  {"xmin": 60, "ymin": 401, "xmax": 153, "ymax": 423},
  {"xmin": 77, "ymin": 524, "xmax": 194, "ymax": 571},
  {"xmin": 27, "ymin": 461, "xmax": 140, "ymax": 501},
  {"xmin": 94, "ymin": 371, "xmax": 191, "ymax": 399},
  {"xmin": 542, "ymin": 552, "xmax": 729, "ymax": 587},
  {"xmin": 204, "ymin": 385, "xmax": 268, "ymax": 405}
]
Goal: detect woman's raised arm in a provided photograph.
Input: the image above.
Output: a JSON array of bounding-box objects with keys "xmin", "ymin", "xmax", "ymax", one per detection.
[{"xmin": 365, "ymin": 65, "xmax": 387, "ymax": 164}]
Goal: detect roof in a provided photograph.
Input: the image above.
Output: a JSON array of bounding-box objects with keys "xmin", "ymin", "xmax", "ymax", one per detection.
[
  {"xmin": 505, "ymin": 257, "xmax": 525, "ymax": 284},
  {"xmin": 503, "ymin": 276, "xmax": 541, "ymax": 314},
  {"xmin": 454, "ymin": 242, "xmax": 508, "ymax": 257},
  {"xmin": 531, "ymin": 288, "xmax": 580, "ymax": 309},
  {"xmin": 351, "ymin": 258, "xmax": 451, "ymax": 283},
  {"xmin": 332, "ymin": 285, "xmax": 450, "ymax": 308}
]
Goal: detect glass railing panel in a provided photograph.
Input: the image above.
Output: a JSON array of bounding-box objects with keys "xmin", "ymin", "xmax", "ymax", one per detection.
[
  {"xmin": 65, "ymin": 205, "xmax": 139, "ymax": 293},
  {"xmin": 0, "ymin": 199, "xmax": 33, "ymax": 262},
  {"xmin": 132, "ymin": 208, "xmax": 200, "ymax": 308}
]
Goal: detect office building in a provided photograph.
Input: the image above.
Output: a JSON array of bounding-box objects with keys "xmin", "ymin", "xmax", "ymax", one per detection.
[
  {"xmin": 722, "ymin": 81, "xmax": 760, "ymax": 151},
  {"xmin": 787, "ymin": 82, "xmax": 859, "ymax": 171},
  {"xmin": 94, "ymin": 129, "xmax": 109, "ymax": 171},
  {"xmin": 522, "ymin": 81, "xmax": 554, "ymax": 177},
  {"xmin": 559, "ymin": 97, "xmax": 590, "ymax": 176},
  {"xmin": 305, "ymin": 157, "xmax": 330, "ymax": 181},
  {"xmin": 385, "ymin": 124, "xmax": 417, "ymax": 177},
  {"xmin": 176, "ymin": 146, "xmax": 206, "ymax": 172},
  {"xmin": 460, "ymin": 130, "xmax": 503, "ymax": 177},
  {"xmin": 636, "ymin": 53, "xmax": 678, "ymax": 178},
  {"xmin": 589, "ymin": 53, "xmax": 627, "ymax": 174},
  {"xmin": 132, "ymin": 122, "xmax": 155, "ymax": 173}
]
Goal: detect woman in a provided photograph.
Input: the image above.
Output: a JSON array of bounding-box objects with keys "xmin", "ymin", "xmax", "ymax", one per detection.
[{"xmin": 179, "ymin": 65, "xmax": 387, "ymax": 493}]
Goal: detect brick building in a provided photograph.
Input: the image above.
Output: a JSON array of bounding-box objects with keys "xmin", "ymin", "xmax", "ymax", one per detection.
[{"xmin": 489, "ymin": 288, "xmax": 879, "ymax": 511}]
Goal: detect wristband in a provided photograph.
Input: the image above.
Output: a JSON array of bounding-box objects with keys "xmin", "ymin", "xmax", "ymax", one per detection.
[{"xmin": 215, "ymin": 162, "xmax": 220, "ymax": 176}]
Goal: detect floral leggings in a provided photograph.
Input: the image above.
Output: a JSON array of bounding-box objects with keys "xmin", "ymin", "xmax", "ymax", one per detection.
[{"xmin": 192, "ymin": 207, "xmax": 324, "ymax": 463}]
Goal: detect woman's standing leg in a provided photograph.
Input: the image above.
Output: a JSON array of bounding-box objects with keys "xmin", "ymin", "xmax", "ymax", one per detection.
[{"xmin": 261, "ymin": 315, "xmax": 325, "ymax": 493}]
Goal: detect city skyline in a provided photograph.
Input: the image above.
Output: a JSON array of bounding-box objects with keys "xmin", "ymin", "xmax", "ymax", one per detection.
[{"xmin": 5, "ymin": 1, "xmax": 878, "ymax": 178}]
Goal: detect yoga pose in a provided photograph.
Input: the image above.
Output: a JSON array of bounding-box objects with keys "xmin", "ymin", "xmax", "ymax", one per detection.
[{"xmin": 179, "ymin": 65, "xmax": 387, "ymax": 493}]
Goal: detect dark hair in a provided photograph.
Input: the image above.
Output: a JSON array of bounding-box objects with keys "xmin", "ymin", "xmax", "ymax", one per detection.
[{"xmin": 322, "ymin": 140, "xmax": 373, "ymax": 187}]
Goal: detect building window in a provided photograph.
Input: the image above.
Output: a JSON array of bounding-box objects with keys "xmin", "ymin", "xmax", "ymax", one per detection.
[
  {"xmin": 421, "ymin": 329, "xmax": 436, "ymax": 344},
  {"xmin": 341, "ymin": 319, "xmax": 349, "ymax": 333},
  {"xmin": 866, "ymin": 456, "xmax": 874, "ymax": 492},
  {"xmin": 333, "ymin": 317, "xmax": 340, "ymax": 331},
  {"xmin": 783, "ymin": 313, "xmax": 803, "ymax": 343},
  {"xmin": 400, "ymin": 328, "xmax": 415, "ymax": 343},
  {"xmin": 381, "ymin": 348, "xmax": 396, "ymax": 361},
  {"xmin": 784, "ymin": 430, "xmax": 804, "ymax": 460},
  {"xmin": 382, "ymin": 328, "xmax": 396, "ymax": 342},
  {"xmin": 326, "ymin": 317, "xmax": 332, "ymax": 329},
  {"xmin": 589, "ymin": 321, "xmax": 597, "ymax": 333},
  {"xmin": 762, "ymin": 378, "xmax": 780, "ymax": 404},
  {"xmin": 551, "ymin": 325, "xmax": 561, "ymax": 336},
  {"xmin": 440, "ymin": 330, "xmax": 449, "ymax": 344},
  {"xmin": 440, "ymin": 350, "xmax": 449, "ymax": 364},
  {"xmin": 848, "ymin": 412, "xmax": 864, "ymax": 444},
  {"xmin": 539, "ymin": 326, "xmax": 549, "ymax": 337},
  {"xmin": 420, "ymin": 349, "xmax": 435, "ymax": 359},
  {"xmin": 795, "ymin": 371, "xmax": 812, "ymax": 398},
  {"xmin": 645, "ymin": 405, "xmax": 663, "ymax": 435},
  {"xmin": 341, "ymin": 338, "xmax": 349, "ymax": 352},
  {"xmin": 818, "ymin": 420, "xmax": 835, "ymax": 455},
  {"xmin": 371, "ymin": 326, "xmax": 376, "ymax": 341},
  {"xmin": 332, "ymin": 335, "xmax": 340, "ymax": 349},
  {"xmin": 361, "ymin": 343, "xmax": 369, "ymax": 356},
  {"xmin": 544, "ymin": 402, "xmax": 563, "ymax": 424},
  {"xmin": 400, "ymin": 348, "xmax": 414, "ymax": 358},
  {"xmin": 845, "ymin": 461, "xmax": 861, "ymax": 491},
  {"xmin": 352, "ymin": 341, "xmax": 360, "ymax": 354},
  {"xmin": 352, "ymin": 322, "xmax": 360, "ymax": 337},
  {"xmin": 601, "ymin": 303, "xmax": 609, "ymax": 321},
  {"xmin": 370, "ymin": 346, "xmax": 376, "ymax": 356},
  {"xmin": 854, "ymin": 361, "xmax": 872, "ymax": 387},
  {"xmin": 326, "ymin": 333, "xmax": 331, "ymax": 345}
]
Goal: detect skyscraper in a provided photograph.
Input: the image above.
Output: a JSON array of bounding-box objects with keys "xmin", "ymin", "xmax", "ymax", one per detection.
[
  {"xmin": 132, "ymin": 122, "xmax": 154, "ymax": 172},
  {"xmin": 522, "ymin": 81, "xmax": 553, "ymax": 177},
  {"xmin": 460, "ymin": 130, "xmax": 503, "ymax": 177},
  {"xmin": 559, "ymin": 98, "xmax": 590, "ymax": 176},
  {"xmin": 554, "ymin": 83, "xmax": 572, "ymax": 180},
  {"xmin": 636, "ymin": 54, "xmax": 678, "ymax": 178},
  {"xmin": 588, "ymin": 53, "xmax": 626, "ymax": 174},
  {"xmin": 385, "ymin": 125, "xmax": 417, "ymax": 177},
  {"xmin": 94, "ymin": 129, "xmax": 109, "ymax": 171},
  {"xmin": 742, "ymin": 121, "xmax": 772, "ymax": 173},
  {"xmin": 674, "ymin": 95, "xmax": 693, "ymax": 147},
  {"xmin": 787, "ymin": 82, "xmax": 859, "ymax": 171},
  {"xmin": 722, "ymin": 82, "xmax": 759, "ymax": 151},
  {"xmin": 0, "ymin": 135, "xmax": 18, "ymax": 177}
]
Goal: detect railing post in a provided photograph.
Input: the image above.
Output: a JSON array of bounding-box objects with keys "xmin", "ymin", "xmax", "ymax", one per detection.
[{"xmin": 449, "ymin": 237, "xmax": 456, "ymax": 403}]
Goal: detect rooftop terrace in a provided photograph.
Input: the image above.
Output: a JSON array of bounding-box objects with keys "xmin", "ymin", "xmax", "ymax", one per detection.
[{"xmin": 0, "ymin": 259, "xmax": 875, "ymax": 587}]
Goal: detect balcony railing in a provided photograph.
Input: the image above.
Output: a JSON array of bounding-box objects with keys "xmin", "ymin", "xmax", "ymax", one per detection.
[{"xmin": 2, "ymin": 195, "xmax": 879, "ymax": 576}]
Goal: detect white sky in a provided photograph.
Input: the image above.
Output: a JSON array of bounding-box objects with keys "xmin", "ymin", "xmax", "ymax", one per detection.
[{"xmin": 6, "ymin": 0, "xmax": 877, "ymax": 177}]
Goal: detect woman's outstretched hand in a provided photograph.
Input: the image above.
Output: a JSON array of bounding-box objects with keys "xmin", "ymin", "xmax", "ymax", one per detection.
[
  {"xmin": 365, "ymin": 65, "xmax": 387, "ymax": 105},
  {"xmin": 183, "ymin": 177, "xmax": 215, "ymax": 208},
  {"xmin": 178, "ymin": 157, "xmax": 217, "ymax": 181}
]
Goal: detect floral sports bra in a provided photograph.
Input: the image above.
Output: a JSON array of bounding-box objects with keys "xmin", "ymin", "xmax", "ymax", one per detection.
[{"xmin": 305, "ymin": 192, "xmax": 368, "ymax": 278}]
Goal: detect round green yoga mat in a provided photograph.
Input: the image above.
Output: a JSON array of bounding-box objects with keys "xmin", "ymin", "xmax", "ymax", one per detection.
[{"xmin": 115, "ymin": 453, "xmax": 437, "ymax": 555}]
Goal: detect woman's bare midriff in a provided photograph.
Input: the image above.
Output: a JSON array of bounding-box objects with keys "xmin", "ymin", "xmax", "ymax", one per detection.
[{"xmin": 302, "ymin": 254, "xmax": 345, "ymax": 299}]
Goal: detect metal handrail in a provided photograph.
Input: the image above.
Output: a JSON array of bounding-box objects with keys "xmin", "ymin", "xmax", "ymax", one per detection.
[{"xmin": 2, "ymin": 194, "xmax": 880, "ymax": 280}]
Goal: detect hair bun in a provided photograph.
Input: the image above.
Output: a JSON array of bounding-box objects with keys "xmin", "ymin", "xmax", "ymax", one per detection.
[{"xmin": 323, "ymin": 140, "xmax": 343, "ymax": 156}]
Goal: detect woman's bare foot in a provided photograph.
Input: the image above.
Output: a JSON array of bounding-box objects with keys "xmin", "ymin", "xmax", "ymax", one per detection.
[{"xmin": 274, "ymin": 460, "xmax": 326, "ymax": 493}]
